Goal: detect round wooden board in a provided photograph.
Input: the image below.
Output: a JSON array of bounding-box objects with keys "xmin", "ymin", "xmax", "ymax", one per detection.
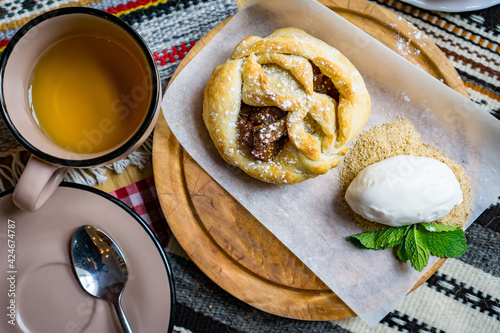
[{"xmin": 152, "ymin": 0, "xmax": 468, "ymax": 321}]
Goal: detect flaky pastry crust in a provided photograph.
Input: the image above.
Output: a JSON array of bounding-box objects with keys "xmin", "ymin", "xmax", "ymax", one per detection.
[{"xmin": 203, "ymin": 27, "xmax": 371, "ymax": 184}]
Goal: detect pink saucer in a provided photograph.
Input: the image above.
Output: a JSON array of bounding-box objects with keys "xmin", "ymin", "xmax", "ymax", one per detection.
[{"xmin": 1, "ymin": 183, "xmax": 174, "ymax": 333}]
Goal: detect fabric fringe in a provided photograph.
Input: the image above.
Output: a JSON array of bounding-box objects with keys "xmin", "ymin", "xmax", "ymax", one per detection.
[
  {"xmin": 0, "ymin": 137, "xmax": 153, "ymax": 191},
  {"xmin": 0, "ymin": 148, "xmax": 24, "ymax": 192},
  {"xmin": 173, "ymin": 326, "xmax": 194, "ymax": 333},
  {"xmin": 65, "ymin": 149, "xmax": 150, "ymax": 186}
]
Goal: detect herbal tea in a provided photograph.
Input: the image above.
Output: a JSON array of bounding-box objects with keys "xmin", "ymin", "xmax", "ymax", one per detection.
[{"xmin": 29, "ymin": 34, "xmax": 151, "ymax": 154}]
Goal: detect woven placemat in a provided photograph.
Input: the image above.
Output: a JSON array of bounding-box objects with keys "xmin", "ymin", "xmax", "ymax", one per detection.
[{"xmin": 0, "ymin": 1, "xmax": 498, "ymax": 332}]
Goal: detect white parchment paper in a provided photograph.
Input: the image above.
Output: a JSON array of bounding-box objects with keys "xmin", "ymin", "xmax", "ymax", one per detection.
[{"xmin": 161, "ymin": 0, "xmax": 500, "ymax": 325}]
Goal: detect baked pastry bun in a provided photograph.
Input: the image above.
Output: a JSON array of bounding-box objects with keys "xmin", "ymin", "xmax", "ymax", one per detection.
[{"xmin": 203, "ymin": 27, "xmax": 371, "ymax": 184}]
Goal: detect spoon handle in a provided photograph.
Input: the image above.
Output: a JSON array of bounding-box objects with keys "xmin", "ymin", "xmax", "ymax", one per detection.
[{"xmin": 113, "ymin": 298, "xmax": 133, "ymax": 333}]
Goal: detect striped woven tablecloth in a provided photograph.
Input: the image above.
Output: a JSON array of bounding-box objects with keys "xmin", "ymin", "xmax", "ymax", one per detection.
[{"xmin": 0, "ymin": 0, "xmax": 499, "ymax": 332}]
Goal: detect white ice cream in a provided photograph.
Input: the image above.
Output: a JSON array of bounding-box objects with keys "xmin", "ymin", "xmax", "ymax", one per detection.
[{"xmin": 345, "ymin": 155, "xmax": 463, "ymax": 226}]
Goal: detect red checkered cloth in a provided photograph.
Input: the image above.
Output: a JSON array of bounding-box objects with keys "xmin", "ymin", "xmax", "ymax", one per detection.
[{"xmin": 109, "ymin": 176, "xmax": 171, "ymax": 247}]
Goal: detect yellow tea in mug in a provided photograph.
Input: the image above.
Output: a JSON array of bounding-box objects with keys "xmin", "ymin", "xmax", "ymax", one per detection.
[{"xmin": 28, "ymin": 34, "xmax": 151, "ymax": 154}]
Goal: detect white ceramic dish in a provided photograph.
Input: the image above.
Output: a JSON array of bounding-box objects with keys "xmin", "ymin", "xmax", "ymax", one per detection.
[
  {"xmin": 0, "ymin": 183, "xmax": 175, "ymax": 333},
  {"xmin": 400, "ymin": 0, "xmax": 500, "ymax": 12}
]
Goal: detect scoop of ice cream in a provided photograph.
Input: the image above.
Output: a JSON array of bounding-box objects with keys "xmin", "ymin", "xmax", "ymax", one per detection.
[{"xmin": 345, "ymin": 155, "xmax": 463, "ymax": 226}]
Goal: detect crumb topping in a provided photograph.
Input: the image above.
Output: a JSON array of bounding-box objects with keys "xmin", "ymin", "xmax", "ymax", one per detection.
[{"xmin": 339, "ymin": 119, "xmax": 472, "ymax": 231}]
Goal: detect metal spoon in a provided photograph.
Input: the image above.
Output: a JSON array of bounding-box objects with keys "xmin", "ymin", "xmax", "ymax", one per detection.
[{"xmin": 71, "ymin": 225, "xmax": 133, "ymax": 333}]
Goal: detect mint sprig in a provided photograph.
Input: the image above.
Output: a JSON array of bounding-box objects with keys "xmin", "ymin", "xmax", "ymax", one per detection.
[
  {"xmin": 347, "ymin": 225, "xmax": 411, "ymax": 249},
  {"xmin": 348, "ymin": 223, "xmax": 467, "ymax": 271}
]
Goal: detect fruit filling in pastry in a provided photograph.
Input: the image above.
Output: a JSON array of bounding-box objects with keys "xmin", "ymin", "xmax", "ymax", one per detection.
[
  {"xmin": 238, "ymin": 104, "xmax": 288, "ymax": 161},
  {"xmin": 311, "ymin": 62, "xmax": 340, "ymax": 100},
  {"xmin": 238, "ymin": 62, "xmax": 341, "ymax": 162}
]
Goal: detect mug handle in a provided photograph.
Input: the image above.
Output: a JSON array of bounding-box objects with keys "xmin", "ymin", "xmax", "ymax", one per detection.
[{"xmin": 13, "ymin": 156, "xmax": 69, "ymax": 211}]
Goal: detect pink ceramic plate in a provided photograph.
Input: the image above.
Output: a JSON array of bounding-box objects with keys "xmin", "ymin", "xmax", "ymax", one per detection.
[{"xmin": 0, "ymin": 183, "xmax": 174, "ymax": 333}]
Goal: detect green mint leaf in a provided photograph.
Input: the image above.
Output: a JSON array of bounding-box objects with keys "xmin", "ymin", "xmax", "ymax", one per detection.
[
  {"xmin": 348, "ymin": 225, "xmax": 410, "ymax": 250},
  {"xmin": 404, "ymin": 225, "xmax": 430, "ymax": 271},
  {"xmin": 348, "ymin": 236, "xmax": 370, "ymax": 249},
  {"xmin": 421, "ymin": 223, "xmax": 461, "ymax": 233},
  {"xmin": 396, "ymin": 238, "xmax": 410, "ymax": 262},
  {"xmin": 347, "ymin": 222, "xmax": 468, "ymax": 272},
  {"xmin": 417, "ymin": 224, "xmax": 467, "ymax": 258}
]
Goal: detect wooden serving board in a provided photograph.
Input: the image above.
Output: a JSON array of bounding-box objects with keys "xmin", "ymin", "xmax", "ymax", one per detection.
[{"xmin": 152, "ymin": 0, "xmax": 468, "ymax": 320}]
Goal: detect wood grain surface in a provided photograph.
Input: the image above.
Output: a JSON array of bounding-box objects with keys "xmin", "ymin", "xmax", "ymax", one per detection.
[{"xmin": 152, "ymin": 0, "xmax": 467, "ymax": 320}]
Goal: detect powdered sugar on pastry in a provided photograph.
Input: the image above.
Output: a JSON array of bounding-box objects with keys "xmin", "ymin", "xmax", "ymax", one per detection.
[{"xmin": 203, "ymin": 27, "xmax": 371, "ymax": 184}]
